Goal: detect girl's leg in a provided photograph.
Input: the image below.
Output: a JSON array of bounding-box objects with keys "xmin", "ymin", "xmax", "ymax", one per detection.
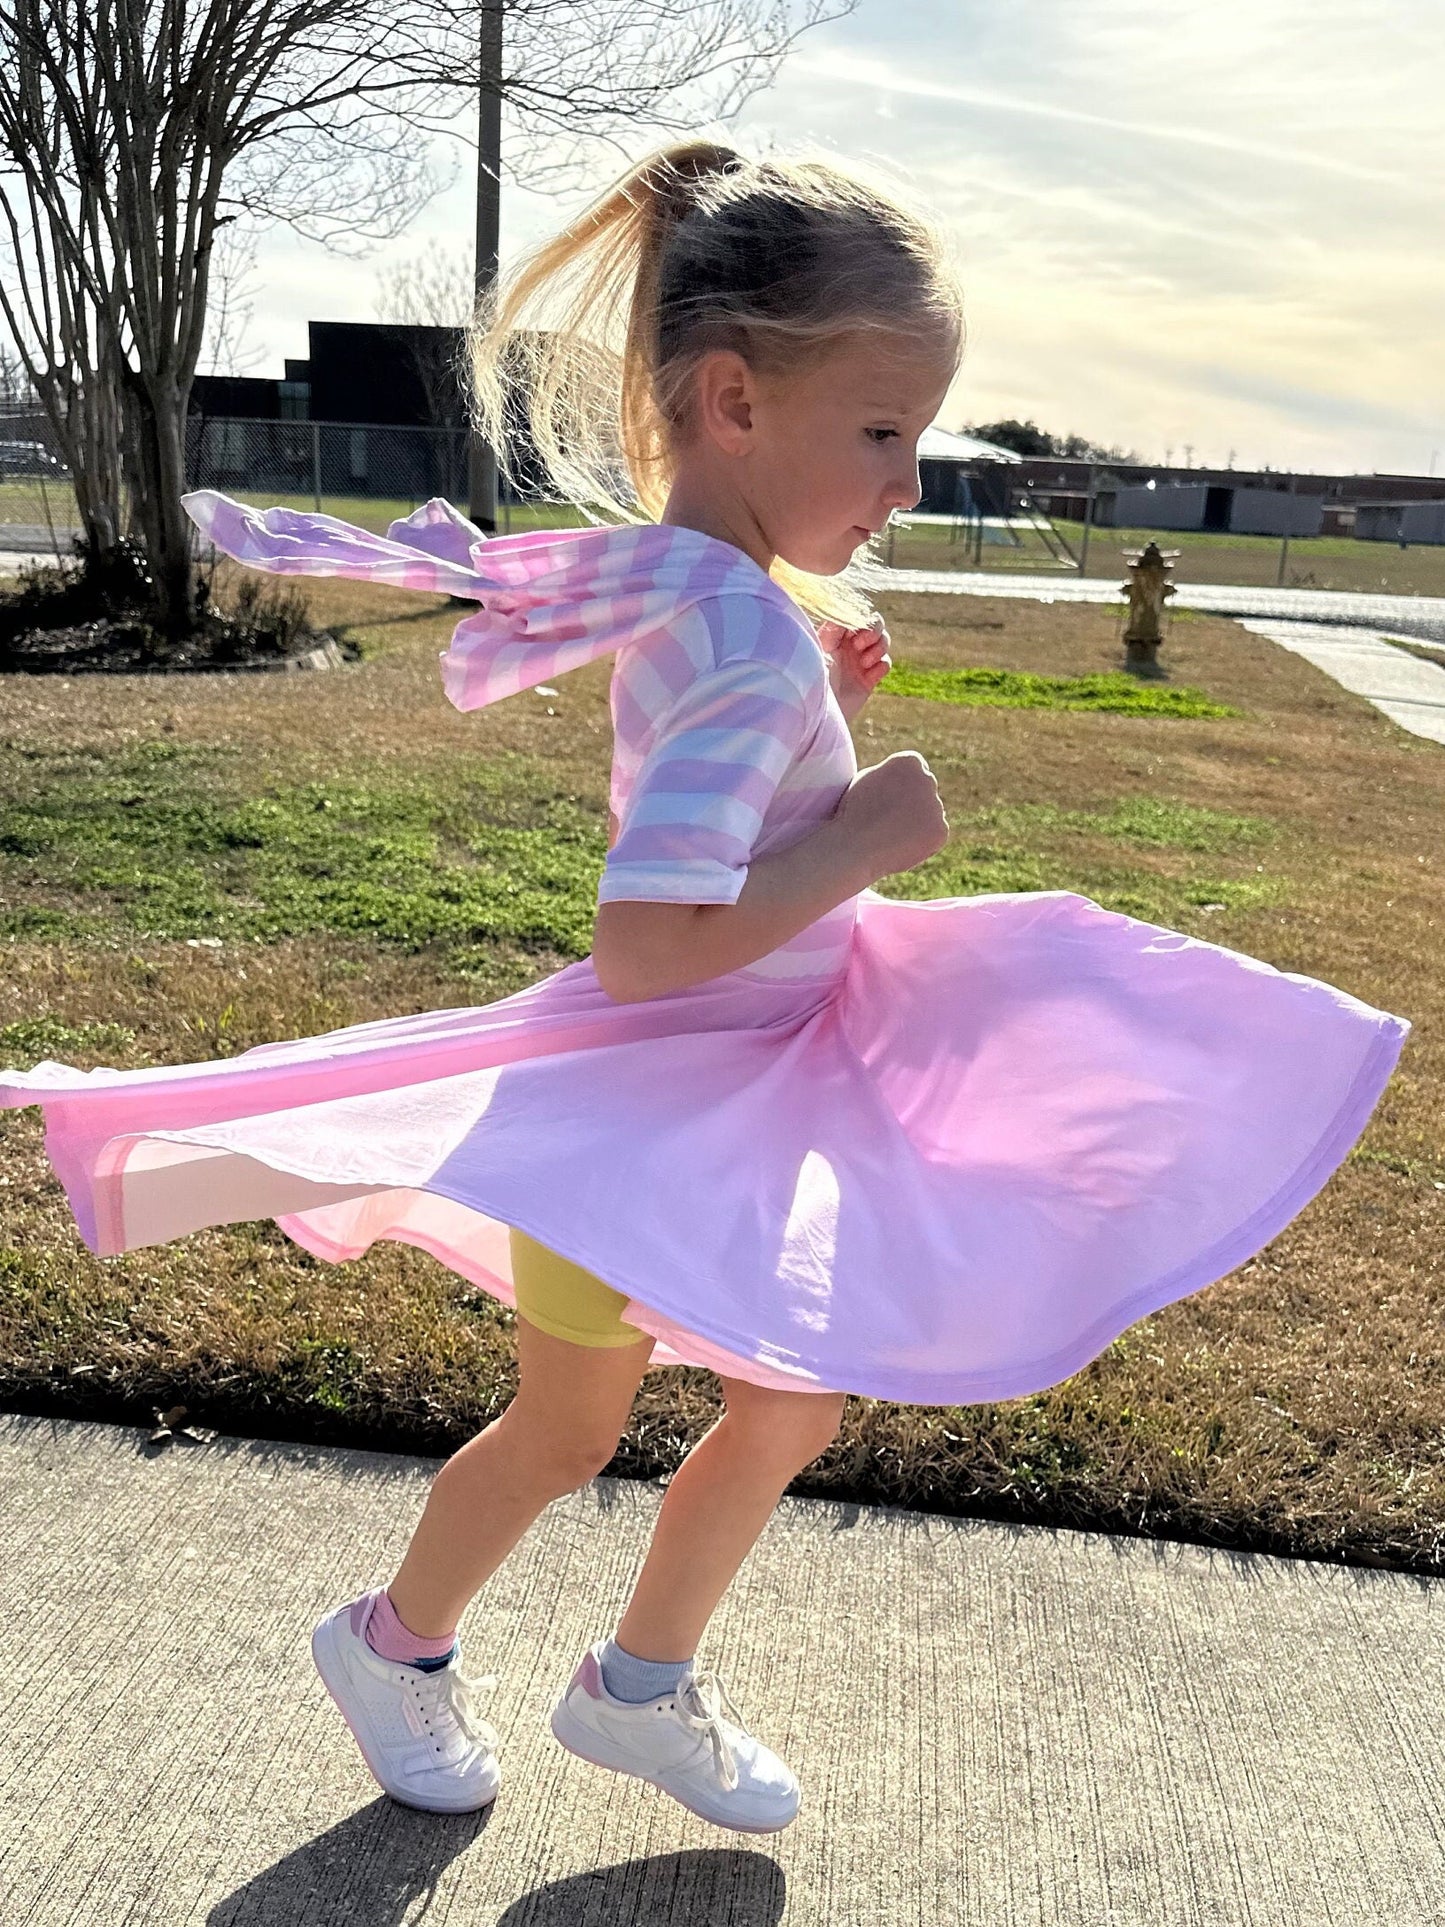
[
  {"xmin": 386, "ymin": 1316, "xmax": 656, "ymax": 1638},
  {"xmin": 612, "ymin": 1377, "xmax": 847, "ymax": 1662}
]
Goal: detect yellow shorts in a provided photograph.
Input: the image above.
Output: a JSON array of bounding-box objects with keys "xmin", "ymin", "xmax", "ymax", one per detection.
[{"xmin": 507, "ymin": 1225, "xmax": 650, "ymax": 1349}]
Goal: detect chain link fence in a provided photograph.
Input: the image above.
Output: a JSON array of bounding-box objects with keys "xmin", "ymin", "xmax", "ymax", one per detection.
[
  {"xmin": 185, "ymin": 416, "xmax": 478, "ymax": 527},
  {"xmin": 0, "ymin": 404, "xmax": 80, "ymax": 554},
  {"xmin": 4, "ymin": 413, "xmax": 1443, "ymax": 598},
  {"xmin": 0, "ymin": 416, "xmax": 550, "ymax": 560}
]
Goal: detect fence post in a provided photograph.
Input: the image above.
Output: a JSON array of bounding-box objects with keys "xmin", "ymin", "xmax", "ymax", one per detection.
[
  {"xmin": 1079, "ymin": 462, "xmax": 1095, "ymax": 576},
  {"xmin": 310, "ymin": 422, "xmax": 322, "ymax": 511},
  {"xmin": 1275, "ymin": 475, "xmax": 1298, "ymax": 587}
]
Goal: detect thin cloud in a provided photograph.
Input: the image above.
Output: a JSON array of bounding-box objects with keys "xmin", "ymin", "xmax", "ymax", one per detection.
[{"xmin": 794, "ymin": 47, "xmax": 1413, "ymax": 191}]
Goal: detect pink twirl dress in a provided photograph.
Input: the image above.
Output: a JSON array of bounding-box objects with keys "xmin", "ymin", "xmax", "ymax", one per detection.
[{"xmin": 0, "ymin": 492, "xmax": 1411, "ymax": 1402}]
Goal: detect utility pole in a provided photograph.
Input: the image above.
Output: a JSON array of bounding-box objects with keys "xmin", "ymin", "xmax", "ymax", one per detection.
[{"xmin": 468, "ymin": 0, "xmax": 503, "ymax": 533}]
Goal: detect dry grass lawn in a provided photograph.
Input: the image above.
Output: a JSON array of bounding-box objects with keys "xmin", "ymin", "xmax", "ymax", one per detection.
[{"xmin": 1, "ymin": 571, "xmax": 1440, "ymax": 1573}]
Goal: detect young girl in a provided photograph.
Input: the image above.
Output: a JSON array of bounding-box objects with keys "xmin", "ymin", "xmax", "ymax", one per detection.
[{"xmin": 1, "ymin": 143, "xmax": 1409, "ymax": 1836}]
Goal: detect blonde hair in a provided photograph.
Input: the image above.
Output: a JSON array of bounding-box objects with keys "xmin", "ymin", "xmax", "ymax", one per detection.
[{"xmin": 468, "ymin": 140, "xmax": 965, "ymax": 624}]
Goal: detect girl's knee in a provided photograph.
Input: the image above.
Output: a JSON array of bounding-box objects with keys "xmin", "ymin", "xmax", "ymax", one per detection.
[
  {"xmin": 545, "ymin": 1434, "xmax": 625, "ymax": 1492},
  {"xmin": 722, "ymin": 1383, "xmax": 846, "ymax": 1465},
  {"xmin": 507, "ymin": 1313, "xmax": 652, "ymax": 1490},
  {"xmin": 515, "ymin": 1416, "xmax": 623, "ymax": 1493},
  {"xmin": 477, "ymin": 1394, "xmax": 626, "ymax": 1495}
]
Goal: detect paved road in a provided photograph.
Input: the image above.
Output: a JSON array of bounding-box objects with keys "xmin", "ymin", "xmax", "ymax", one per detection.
[
  {"xmin": 871, "ymin": 564, "xmax": 1445, "ymax": 644},
  {"xmin": 2, "ymin": 1411, "xmax": 1441, "ymax": 1925}
]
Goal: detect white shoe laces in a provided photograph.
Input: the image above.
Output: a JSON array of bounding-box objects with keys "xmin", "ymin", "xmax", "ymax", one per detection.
[
  {"xmin": 408, "ymin": 1662, "xmax": 500, "ymax": 1755},
  {"xmin": 675, "ymin": 1670, "xmax": 745, "ymax": 1791}
]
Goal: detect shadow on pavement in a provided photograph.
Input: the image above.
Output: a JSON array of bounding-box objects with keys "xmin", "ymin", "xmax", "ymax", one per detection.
[
  {"xmin": 208, "ymin": 1807, "xmax": 784, "ymax": 1927},
  {"xmin": 209, "ymin": 1798, "xmax": 486, "ymax": 1926},
  {"xmin": 494, "ymin": 1849, "xmax": 787, "ymax": 1925}
]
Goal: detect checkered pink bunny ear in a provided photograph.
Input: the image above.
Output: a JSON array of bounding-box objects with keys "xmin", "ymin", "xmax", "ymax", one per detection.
[
  {"xmin": 182, "ymin": 490, "xmax": 500, "ymax": 600},
  {"xmin": 182, "ymin": 490, "xmax": 749, "ymax": 714}
]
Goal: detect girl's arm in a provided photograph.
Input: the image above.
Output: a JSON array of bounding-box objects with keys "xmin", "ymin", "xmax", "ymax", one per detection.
[
  {"xmin": 594, "ymin": 752, "xmax": 946, "ymax": 1003},
  {"xmin": 594, "ymin": 810, "xmax": 872, "ymax": 1002}
]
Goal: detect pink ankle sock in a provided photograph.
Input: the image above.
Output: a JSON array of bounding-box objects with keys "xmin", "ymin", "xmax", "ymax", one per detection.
[{"xmin": 362, "ymin": 1587, "xmax": 458, "ymax": 1663}]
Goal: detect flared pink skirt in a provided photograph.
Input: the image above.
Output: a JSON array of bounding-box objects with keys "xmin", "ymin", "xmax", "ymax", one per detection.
[{"xmin": 1, "ymin": 889, "xmax": 1408, "ymax": 1403}]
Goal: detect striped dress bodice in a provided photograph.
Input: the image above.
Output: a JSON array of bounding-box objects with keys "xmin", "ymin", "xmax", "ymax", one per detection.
[{"xmin": 601, "ymin": 582, "xmax": 860, "ymax": 989}]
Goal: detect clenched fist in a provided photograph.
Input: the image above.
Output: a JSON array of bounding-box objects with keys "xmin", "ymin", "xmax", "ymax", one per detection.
[{"xmin": 830, "ymin": 750, "xmax": 949, "ymax": 882}]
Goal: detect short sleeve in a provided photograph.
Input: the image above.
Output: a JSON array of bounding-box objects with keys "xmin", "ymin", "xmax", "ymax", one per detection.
[{"xmin": 598, "ymin": 654, "xmax": 815, "ymax": 906}]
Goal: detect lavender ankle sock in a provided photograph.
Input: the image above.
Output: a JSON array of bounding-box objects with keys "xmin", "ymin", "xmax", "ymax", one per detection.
[
  {"xmin": 598, "ymin": 1637, "xmax": 693, "ymax": 1704},
  {"xmin": 363, "ymin": 1588, "xmax": 459, "ymax": 1673}
]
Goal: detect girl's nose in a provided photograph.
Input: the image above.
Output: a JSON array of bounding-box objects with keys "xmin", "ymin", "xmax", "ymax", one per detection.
[{"xmin": 887, "ymin": 464, "xmax": 923, "ymax": 514}]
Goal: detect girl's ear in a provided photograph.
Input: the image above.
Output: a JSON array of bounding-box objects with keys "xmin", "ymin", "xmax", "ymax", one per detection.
[{"xmin": 694, "ymin": 349, "xmax": 757, "ymax": 457}]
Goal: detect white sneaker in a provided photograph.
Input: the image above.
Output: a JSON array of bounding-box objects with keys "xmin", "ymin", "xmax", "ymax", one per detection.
[
  {"xmin": 549, "ymin": 1642, "xmax": 801, "ymax": 1833},
  {"xmin": 310, "ymin": 1588, "xmax": 502, "ymax": 1814}
]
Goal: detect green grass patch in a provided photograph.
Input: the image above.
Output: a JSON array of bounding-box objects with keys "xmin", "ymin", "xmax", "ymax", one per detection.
[
  {"xmin": 277, "ymin": 1335, "xmax": 370, "ymax": 1415},
  {"xmin": 1379, "ymin": 635, "xmax": 1445, "ymax": 671},
  {"xmin": 1350, "ymin": 1145, "xmax": 1445, "ymax": 1189},
  {"xmin": 0, "ymin": 904, "xmax": 112, "ymax": 941},
  {"xmin": 872, "ymin": 790, "xmax": 1284, "ymax": 924},
  {"xmin": 880, "ymin": 846, "xmax": 1285, "ymax": 927},
  {"xmin": 0, "ymin": 1016, "xmax": 139, "ymax": 1071},
  {"xmin": 0, "ymin": 738, "xmax": 606, "ymax": 973},
  {"xmin": 226, "ymin": 493, "xmax": 587, "ymax": 540},
  {"xmin": 1, "ymin": 740, "xmax": 1283, "ymax": 975},
  {"xmin": 960, "ymin": 796, "xmax": 1277, "ymax": 854},
  {"xmin": 883, "ymin": 659, "xmax": 1236, "ymax": 718}
]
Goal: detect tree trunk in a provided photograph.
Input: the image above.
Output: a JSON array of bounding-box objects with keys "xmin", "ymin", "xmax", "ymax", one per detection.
[
  {"xmin": 68, "ymin": 342, "xmax": 126, "ymax": 556},
  {"xmin": 124, "ymin": 373, "xmax": 196, "ymax": 639}
]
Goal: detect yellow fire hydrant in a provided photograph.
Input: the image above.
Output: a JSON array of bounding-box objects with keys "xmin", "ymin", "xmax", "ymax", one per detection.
[{"xmin": 1120, "ymin": 541, "xmax": 1179, "ymax": 673}]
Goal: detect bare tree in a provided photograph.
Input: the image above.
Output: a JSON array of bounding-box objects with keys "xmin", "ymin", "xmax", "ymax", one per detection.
[
  {"xmin": 374, "ymin": 241, "xmax": 474, "ymax": 427},
  {"xmin": 0, "ymin": 344, "xmax": 35, "ymax": 406},
  {"xmin": 376, "ymin": 241, "xmax": 476, "ymax": 333},
  {"xmin": 0, "ymin": 0, "xmax": 852, "ymax": 640},
  {"xmin": 0, "ymin": 0, "xmax": 443, "ymax": 624},
  {"xmin": 201, "ymin": 228, "xmax": 265, "ymax": 382}
]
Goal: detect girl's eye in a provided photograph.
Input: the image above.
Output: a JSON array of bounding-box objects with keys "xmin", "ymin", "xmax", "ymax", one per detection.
[{"xmin": 865, "ymin": 427, "xmax": 898, "ymax": 443}]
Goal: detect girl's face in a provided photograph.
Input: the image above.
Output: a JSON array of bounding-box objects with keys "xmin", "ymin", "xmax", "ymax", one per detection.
[{"xmin": 676, "ymin": 327, "xmax": 960, "ymax": 578}]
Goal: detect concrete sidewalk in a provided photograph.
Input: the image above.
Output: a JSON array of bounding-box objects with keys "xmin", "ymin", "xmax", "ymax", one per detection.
[
  {"xmin": 1233, "ymin": 620, "xmax": 1445, "ymax": 746},
  {"xmin": 1, "ymin": 1412, "xmax": 1441, "ymax": 1925},
  {"xmin": 0, "ymin": 546, "xmax": 61, "ymax": 573}
]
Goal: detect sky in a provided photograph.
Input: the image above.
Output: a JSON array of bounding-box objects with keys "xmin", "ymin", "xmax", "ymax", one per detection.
[{"xmin": 238, "ymin": 0, "xmax": 1444, "ymax": 479}]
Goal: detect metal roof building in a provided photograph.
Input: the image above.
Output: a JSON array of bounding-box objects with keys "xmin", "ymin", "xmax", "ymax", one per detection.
[{"xmin": 916, "ymin": 426, "xmax": 1022, "ymax": 465}]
